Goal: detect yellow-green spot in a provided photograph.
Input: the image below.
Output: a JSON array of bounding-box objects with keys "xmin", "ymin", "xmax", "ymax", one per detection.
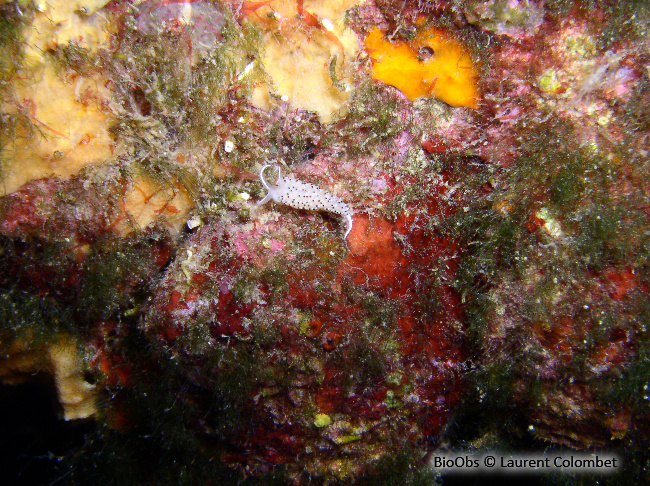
[
  {"xmin": 298, "ymin": 312, "xmax": 313, "ymax": 335},
  {"xmin": 539, "ymin": 70, "xmax": 561, "ymax": 94},
  {"xmin": 124, "ymin": 307, "xmax": 139, "ymax": 317},
  {"xmin": 565, "ymin": 35, "xmax": 596, "ymax": 57},
  {"xmin": 333, "ymin": 434, "xmax": 361, "ymax": 445},
  {"xmin": 260, "ymin": 387, "xmax": 279, "ymax": 397},
  {"xmin": 314, "ymin": 413, "xmax": 331, "ymax": 428},
  {"xmin": 384, "ymin": 390, "xmax": 400, "ymax": 408},
  {"xmin": 386, "ymin": 371, "xmax": 403, "ymax": 386},
  {"xmin": 329, "ymin": 420, "xmax": 363, "ymax": 444}
]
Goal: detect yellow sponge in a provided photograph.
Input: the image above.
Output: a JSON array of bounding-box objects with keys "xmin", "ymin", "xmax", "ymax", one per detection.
[{"xmin": 364, "ymin": 26, "xmax": 479, "ymax": 108}]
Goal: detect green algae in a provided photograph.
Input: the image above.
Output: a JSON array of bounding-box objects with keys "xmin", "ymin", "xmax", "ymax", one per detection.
[
  {"xmin": 107, "ymin": 6, "xmax": 263, "ymax": 209},
  {"xmin": 356, "ymin": 445, "xmax": 440, "ymax": 486},
  {"xmin": 336, "ymin": 82, "xmax": 409, "ymax": 158},
  {"xmin": 0, "ymin": 279, "xmax": 75, "ymax": 344},
  {"xmin": 61, "ymin": 328, "xmax": 290, "ymax": 486},
  {"xmin": 437, "ymin": 110, "xmax": 650, "ymax": 454},
  {"xmin": 0, "ymin": 3, "xmax": 32, "ymax": 187},
  {"xmin": 80, "ymin": 230, "xmax": 172, "ymax": 319},
  {"xmin": 48, "ymin": 41, "xmax": 96, "ymax": 76},
  {"xmin": 0, "ymin": 3, "xmax": 27, "ymax": 83}
]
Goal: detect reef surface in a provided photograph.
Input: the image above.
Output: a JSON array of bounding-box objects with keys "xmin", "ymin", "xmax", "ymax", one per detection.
[{"xmin": 1, "ymin": 0, "xmax": 649, "ymax": 484}]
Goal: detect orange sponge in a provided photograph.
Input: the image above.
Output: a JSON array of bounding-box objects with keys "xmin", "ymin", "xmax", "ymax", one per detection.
[{"xmin": 364, "ymin": 26, "xmax": 479, "ymax": 108}]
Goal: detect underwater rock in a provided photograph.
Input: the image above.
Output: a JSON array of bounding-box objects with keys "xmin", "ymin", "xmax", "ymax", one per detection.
[
  {"xmin": 142, "ymin": 165, "xmax": 467, "ymax": 480},
  {"xmin": 2, "ymin": 0, "xmax": 650, "ymax": 483}
]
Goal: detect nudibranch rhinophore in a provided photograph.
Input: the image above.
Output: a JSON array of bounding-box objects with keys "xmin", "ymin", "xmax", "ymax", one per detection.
[{"xmin": 258, "ymin": 165, "xmax": 353, "ymax": 239}]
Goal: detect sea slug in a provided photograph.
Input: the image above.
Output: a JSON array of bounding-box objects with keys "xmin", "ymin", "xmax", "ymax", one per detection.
[{"xmin": 258, "ymin": 165, "xmax": 353, "ymax": 239}]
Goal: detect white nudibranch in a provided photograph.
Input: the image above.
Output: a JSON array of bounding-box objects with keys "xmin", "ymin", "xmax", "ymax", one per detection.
[{"xmin": 258, "ymin": 165, "xmax": 353, "ymax": 239}]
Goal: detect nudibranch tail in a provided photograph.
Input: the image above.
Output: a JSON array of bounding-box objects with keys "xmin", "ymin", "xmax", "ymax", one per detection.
[
  {"xmin": 344, "ymin": 214, "xmax": 352, "ymax": 239},
  {"xmin": 258, "ymin": 164, "xmax": 353, "ymax": 239}
]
